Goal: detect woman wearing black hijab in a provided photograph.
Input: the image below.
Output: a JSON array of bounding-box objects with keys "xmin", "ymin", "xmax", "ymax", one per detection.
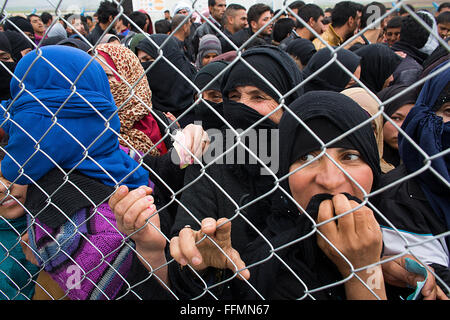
[
  {"xmin": 285, "ymin": 38, "xmax": 317, "ymax": 70},
  {"xmin": 0, "ymin": 32, "xmax": 16, "ymax": 100},
  {"xmin": 3, "ymin": 30, "xmax": 34, "ymax": 62},
  {"xmin": 168, "ymin": 45, "xmax": 304, "ymax": 252},
  {"xmin": 3, "ymin": 16, "xmax": 34, "ymax": 39},
  {"xmin": 167, "ymin": 91, "xmax": 388, "ymax": 300},
  {"xmin": 107, "ymin": 45, "xmax": 304, "ymax": 300},
  {"xmin": 135, "ymin": 34, "xmax": 197, "ymax": 127},
  {"xmin": 109, "ymin": 83, "xmax": 445, "ymax": 300},
  {"xmin": 377, "ymin": 84, "xmax": 418, "ymax": 167},
  {"xmin": 192, "ymin": 60, "xmax": 229, "ymax": 130},
  {"xmin": 373, "ymin": 64, "xmax": 450, "ymax": 299},
  {"xmin": 302, "ymin": 47, "xmax": 361, "ymax": 93},
  {"xmin": 354, "ymin": 43, "xmax": 403, "ymax": 94},
  {"xmin": 167, "ymin": 90, "xmax": 446, "ymax": 300}
]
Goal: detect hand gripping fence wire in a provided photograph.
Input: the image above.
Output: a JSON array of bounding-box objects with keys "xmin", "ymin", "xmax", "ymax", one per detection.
[{"xmin": 0, "ymin": 0, "xmax": 449, "ymax": 300}]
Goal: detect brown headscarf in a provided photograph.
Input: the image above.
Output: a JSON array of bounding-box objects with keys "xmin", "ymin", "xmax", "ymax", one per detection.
[
  {"xmin": 95, "ymin": 43, "xmax": 162, "ymax": 156},
  {"xmin": 341, "ymin": 87, "xmax": 395, "ymax": 173}
]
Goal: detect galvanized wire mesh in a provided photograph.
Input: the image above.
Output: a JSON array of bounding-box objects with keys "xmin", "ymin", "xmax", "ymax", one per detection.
[{"xmin": 0, "ymin": 0, "xmax": 449, "ymax": 301}]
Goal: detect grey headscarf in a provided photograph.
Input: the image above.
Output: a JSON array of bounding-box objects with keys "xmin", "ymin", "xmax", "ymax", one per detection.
[
  {"xmin": 47, "ymin": 22, "xmax": 68, "ymax": 38},
  {"xmin": 195, "ymin": 34, "xmax": 222, "ymax": 69}
]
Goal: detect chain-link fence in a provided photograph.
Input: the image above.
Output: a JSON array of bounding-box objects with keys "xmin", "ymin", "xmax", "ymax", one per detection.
[{"xmin": 0, "ymin": 0, "xmax": 449, "ymax": 301}]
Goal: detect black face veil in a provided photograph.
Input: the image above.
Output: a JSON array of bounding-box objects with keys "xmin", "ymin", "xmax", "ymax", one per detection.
[
  {"xmin": 240, "ymin": 91, "xmax": 382, "ymax": 300},
  {"xmin": 220, "ymin": 45, "xmax": 304, "ymax": 130}
]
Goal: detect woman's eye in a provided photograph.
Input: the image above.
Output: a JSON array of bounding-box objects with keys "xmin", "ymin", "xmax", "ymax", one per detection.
[
  {"xmin": 299, "ymin": 153, "xmax": 315, "ymax": 163},
  {"xmin": 253, "ymin": 95, "xmax": 266, "ymax": 101},
  {"xmin": 343, "ymin": 153, "xmax": 361, "ymax": 161}
]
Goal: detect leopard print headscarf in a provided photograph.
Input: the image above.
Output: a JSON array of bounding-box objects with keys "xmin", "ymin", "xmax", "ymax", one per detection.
[{"xmin": 96, "ymin": 43, "xmax": 160, "ymax": 156}]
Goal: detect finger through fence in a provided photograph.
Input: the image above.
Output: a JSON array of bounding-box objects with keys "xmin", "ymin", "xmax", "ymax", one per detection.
[{"xmin": 0, "ymin": 0, "xmax": 449, "ymax": 301}]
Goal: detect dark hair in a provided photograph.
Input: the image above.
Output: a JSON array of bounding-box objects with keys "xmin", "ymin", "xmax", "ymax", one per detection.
[
  {"xmin": 437, "ymin": 11, "xmax": 450, "ymax": 24},
  {"xmin": 323, "ymin": 8, "xmax": 333, "ymax": 25},
  {"xmin": 400, "ymin": 12, "xmax": 434, "ymax": 49},
  {"xmin": 398, "ymin": 4, "xmax": 415, "ymax": 15},
  {"xmin": 225, "ymin": 3, "xmax": 246, "ymax": 13},
  {"xmin": 354, "ymin": 3, "xmax": 364, "ymax": 13},
  {"xmin": 223, "ymin": 3, "xmax": 246, "ymax": 24},
  {"xmin": 273, "ymin": 18, "xmax": 295, "ymax": 42},
  {"xmin": 4, "ymin": 16, "xmax": 34, "ymax": 34},
  {"xmin": 118, "ymin": 15, "xmax": 127, "ymax": 24},
  {"xmin": 171, "ymin": 14, "xmax": 189, "ymax": 31},
  {"xmin": 438, "ymin": 2, "xmax": 450, "ymax": 12},
  {"xmin": 247, "ymin": 3, "xmax": 271, "ymax": 24},
  {"xmin": 296, "ymin": 3, "xmax": 324, "ymax": 28},
  {"xmin": 360, "ymin": 2, "xmax": 386, "ymax": 29},
  {"xmin": 155, "ymin": 19, "xmax": 171, "ymax": 34},
  {"xmin": 331, "ymin": 1, "xmax": 359, "ymax": 28},
  {"xmin": 208, "ymin": 0, "xmax": 217, "ymax": 7},
  {"xmin": 288, "ymin": 1, "xmax": 306, "ymax": 10},
  {"xmin": 96, "ymin": 0, "xmax": 119, "ymax": 24},
  {"xmin": 63, "ymin": 13, "xmax": 73, "ymax": 21},
  {"xmin": 40, "ymin": 12, "xmax": 52, "ymax": 24},
  {"xmin": 128, "ymin": 11, "xmax": 147, "ymax": 32},
  {"xmin": 85, "ymin": 15, "xmax": 93, "ymax": 22},
  {"xmin": 387, "ymin": 16, "xmax": 402, "ymax": 29},
  {"xmin": 61, "ymin": 13, "xmax": 74, "ymax": 29},
  {"xmin": 27, "ymin": 14, "xmax": 40, "ymax": 21}
]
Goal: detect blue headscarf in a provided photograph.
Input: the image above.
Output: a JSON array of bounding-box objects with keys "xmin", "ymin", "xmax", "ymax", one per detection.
[
  {"xmin": 1, "ymin": 45, "xmax": 149, "ymax": 188},
  {"xmin": 399, "ymin": 62, "xmax": 450, "ymax": 230}
]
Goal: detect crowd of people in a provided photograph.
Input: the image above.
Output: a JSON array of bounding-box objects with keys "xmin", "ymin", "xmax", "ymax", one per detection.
[{"xmin": 0, "ymin": 0, "xmax": 449, "ymax": 301}]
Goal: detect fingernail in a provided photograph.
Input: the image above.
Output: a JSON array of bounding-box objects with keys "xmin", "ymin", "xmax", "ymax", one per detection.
[
  {"xmin": 146, "ymin": 196, "xmax": 154, "ymax": 202},
  {"xmin": 179, "ymin": 258, "xmax": 187, "ymax": 266},
  {"xmin": 138, "ymin": 188, "xmax": 146, "ymax": 195},
  {"xmin": 192, "ymin": 256, "xmax": 201, "ymax": 266},
  {"xmin": 203, "ymin": 221, "xmax": 214, "ymax": 228}
]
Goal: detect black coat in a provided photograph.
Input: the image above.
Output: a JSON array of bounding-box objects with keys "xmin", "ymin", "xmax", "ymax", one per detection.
[
  {"xmin": 87, "ymin": 23, "xmax": 116, "ymax": 45},
  {"xmin": 278, "ymin": 31, "xmax": 300, "ymax": 51},
  {"xmin": 391, "ymin": 41, "xmax": 427, "ymax": 86},
  {"xmin": 164, "ymin": 127, "xmax": 280, "ymax": 299},
  {"xmin": 373, "ymin": 164, "xmax": 450, "ymax": 295},
  {"xmin": 170, "ymin": 160, "xmax": 276, "ymax": 252},
  {"xmin": 231, "ymin": 28, "xmax": 272, "ymax": 50}
]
